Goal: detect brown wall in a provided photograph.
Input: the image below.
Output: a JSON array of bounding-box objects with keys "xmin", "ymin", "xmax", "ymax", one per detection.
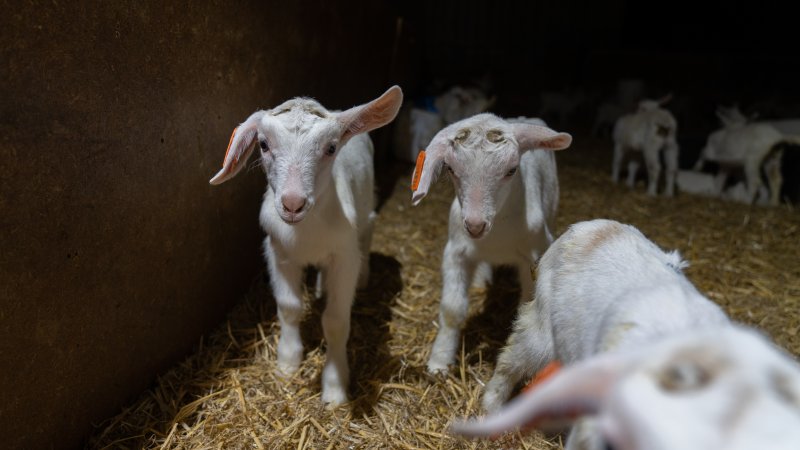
[{"xmin": 0, "ymin": 2, "xmax": 397, "ymax": 448}]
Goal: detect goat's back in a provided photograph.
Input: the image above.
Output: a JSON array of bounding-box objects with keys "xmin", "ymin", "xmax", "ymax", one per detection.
[{"xmin": 535, "ymin": 220, "xmax": 728, "ymax": 361}]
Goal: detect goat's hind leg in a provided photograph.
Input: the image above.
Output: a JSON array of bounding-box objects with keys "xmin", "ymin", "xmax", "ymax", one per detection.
[
  {"xmin": 356, "ymin": 211, "xmax": 376, "ymax": 289},
  {"xmin": 482, "ymin": 299, "xmax": 554, "ymax": 412}
]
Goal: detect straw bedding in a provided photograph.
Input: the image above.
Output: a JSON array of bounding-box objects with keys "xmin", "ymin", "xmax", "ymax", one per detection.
[{"xmin": 90, "ymin": 137, "xmax": 800, "ymax": 449}]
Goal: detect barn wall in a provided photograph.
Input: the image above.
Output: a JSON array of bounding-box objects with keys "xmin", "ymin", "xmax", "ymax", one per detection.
[{"xmin": 0, "ymin": 2, "xmax": 397, "ymax": 448}]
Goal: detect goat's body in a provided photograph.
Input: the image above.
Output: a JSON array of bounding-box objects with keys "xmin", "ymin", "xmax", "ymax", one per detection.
[
  {"xmin": 261, "ymin": 133, "xmax": 375, "ymax": 406},
  {"xmin": 210, "ymin": 86, "xmax": 403, "ymax": 407},
  {"xmin": 483, "ymin": 220, "xmax": 728, "ymax": 449},
  {"xmin": 612, "ymin": 107, "xmax": 679, "ymax": 196},
  {"xmin": 540, "ymin": 221, "xmax": 726, "ymax": 361},
  {"xmin": 695, "ymin": 122, "xmax": 787, "ymax": 205}
]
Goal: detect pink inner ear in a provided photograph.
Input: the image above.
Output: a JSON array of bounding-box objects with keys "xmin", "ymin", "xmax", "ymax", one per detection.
[
  {"xmin": 340, "ymin": 86, "xmax": 403, "ymax": 141},
  {"xmin": 538, "ymin": 133, "xmax": 572, "ymax": 150},
  {"xmin": 209, "ymin": 124, "xmax": 258, "ymax": 185},
  {"xmin": 512, "ymin": 123, "xmax": 572, "ymax": 151}
]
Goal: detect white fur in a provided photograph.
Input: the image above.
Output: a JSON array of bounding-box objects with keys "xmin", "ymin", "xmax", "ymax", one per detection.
[
  {"xmin": 411, "ymin": 114, "xmax": 572, "ymax": 374},
  {"xmin": 478, "ymin": 219, "xmax": 736, "ymax": 449},
  {"xmin": 694, "ymin": 105, "xmax": 794, "ymax": 206},
  {"xmin": 209, "ymin": 86, "xmax": 403, "ymax": 407},
  {"xmin": 455, "ymin": 324, "xmax": 800, "ymax": 450},
  {"xmin": 612, "ymin": 98, "xmax": 679, "ymax": 196}
]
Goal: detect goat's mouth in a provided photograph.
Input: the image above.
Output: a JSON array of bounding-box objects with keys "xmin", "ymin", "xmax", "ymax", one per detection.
[
  {"xmin": 467, "ymin": 229, "xmax": 487, "ymax": 239},
  {"xmin": 278, "ymin": 210, "xmax": 308, "ymax": 224},
  {"xmin": 464, "ymin": 222, "xmax": 491, "ymax": 239}
]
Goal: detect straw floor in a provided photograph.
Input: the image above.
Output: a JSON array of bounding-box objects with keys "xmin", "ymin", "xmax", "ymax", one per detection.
[{"xmin": 90, "ymin": 137, "xmax": 800, "ymax": 449}]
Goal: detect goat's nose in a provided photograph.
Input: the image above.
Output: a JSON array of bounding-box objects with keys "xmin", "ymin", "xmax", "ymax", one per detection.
[
  {"xmin": 464, "ymin": 219, "xmax": 487, "ymax": 237},
  {"xmin": 281, "ymin": 193, "xmax": 306, "ymax": 213}
]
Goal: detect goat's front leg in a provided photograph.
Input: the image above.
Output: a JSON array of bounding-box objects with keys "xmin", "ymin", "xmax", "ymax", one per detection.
[
  {"xmin": 265, "ymin": 238, "xmax": 305, "ymax": 376},
  {"xmin": 643, "ymin": 144, "xmax": 662, "ymax": 196},
  {"xmin": 663, "ymin": 141, "xmax": 679, "ymax": 197},
  {"xmin": 320, "ymin": 245, "xmax": 360, "ymax": 407},
  {"xmin": 427, "ymin": 242, "xmax": 476, "ymax": 374},
  {"xmin": 744, "ymin": 159, "xmax": 764, "ymax": 205},
  {"xmin": 764, "ymin": 150, "xmax": 784, "ymax": 206}
]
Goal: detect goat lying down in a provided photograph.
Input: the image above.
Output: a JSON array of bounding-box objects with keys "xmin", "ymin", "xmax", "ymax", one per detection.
[{"xmin": 453, "ymin": 219, "xmax": 800, "ymax": 449}]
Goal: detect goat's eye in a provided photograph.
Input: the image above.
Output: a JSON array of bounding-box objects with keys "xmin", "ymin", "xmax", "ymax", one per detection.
[
  {"xmin": 658, "ymin": 361, "xmax": 710, "ymax": 392},
  {"xmin": 259, "ymin": 141, "xmax": 269, "ymax": 152},
  {"xmin": 445, "ymin": 164, "xmax": 454, "ymax": 174},
  {"xmin": 506, "ymin": 167, "xmax": 517, "ymax": 177},
  {"xmin": 326, "ymin": 144, "xmax": 336, "ymax": 156}
]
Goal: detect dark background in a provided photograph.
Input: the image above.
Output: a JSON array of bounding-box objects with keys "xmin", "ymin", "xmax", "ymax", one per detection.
[{"xmin": 1, "ymin": 1, "xmax": 797, "ymax": 448}]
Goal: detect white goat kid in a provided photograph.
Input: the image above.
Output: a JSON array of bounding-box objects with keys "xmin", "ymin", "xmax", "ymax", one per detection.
[
  {"xmin": 612, "ymin": 97, "xmax": 679, "ymax": 196},
  {"xmin": 695, "ymin": 105, "xmax": 792, "ymax": 206},
  {"xmin": 454, "ymin": 325, "xmax": 800, "ymax": 450},
  {"xmin": 478, "ymin": 219, "xmax": 731, "ymax": 449},
  {"xmin": 411, "ymin": 114, "xmax": 572, "ymax": 374},
  {"xmin": 209, "ymin": 86, "xmax": 403, "ymax": 407}
]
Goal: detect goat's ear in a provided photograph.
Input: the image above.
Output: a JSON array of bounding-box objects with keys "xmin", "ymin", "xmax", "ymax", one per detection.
[
  {"xmin": 411, "ymin": 133, "xmax": 449, "ymax": 206},
  {"xmin": 209, "ymin": 111, "xmax": 265, "ymax": 185},
  {"xmin": 658, "ymin": 92, "xmax": 673, "ymax": 105},
  {"xmin": 715, "ymin": 107, "xmax": 729, "ymax": 124},
  {"xmin": 338, "ymin": 85, "xmax": 403, "ymax": 142},
  {"xmin": 511, "ymin": 123, "xmax": 572, "ymax": 152},
  {"xmin": 449, "ymin": 354, "xmax": 632, "ymax": 439}
]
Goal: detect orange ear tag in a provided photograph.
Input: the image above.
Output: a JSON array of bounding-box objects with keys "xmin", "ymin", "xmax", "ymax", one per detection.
[
  {"xmin": 522, "ymin": 360, "xmax": 562, "ymax": 393},
  {"xmin": 411, "ymin": 150, "xmax": 426, "ymax": 191},
  {"xmin": 221, "ymin": 126, "xmax": 239, "ymax": 167}
]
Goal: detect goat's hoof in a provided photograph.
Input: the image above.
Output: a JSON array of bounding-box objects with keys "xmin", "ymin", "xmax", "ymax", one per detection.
[
  {"xmin": 322, "ymin": 387, "xmax": 349, "ymax": 408},
  {"xmin": 481, "ymin": 391, "xmax": 504, "ymax": 413},
  {"xmin": 276, "ymin": 360, "xmax": 301, "ymax": 378},
  {"xmin": 426, "ymin": 360, "xmax": 451, "ymax": 375}
]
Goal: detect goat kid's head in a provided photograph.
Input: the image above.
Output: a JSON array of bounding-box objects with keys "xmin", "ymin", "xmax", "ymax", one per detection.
[
  {"xmin": 452, "ymin": 326, "xmax": 800, "ymax": 450},
  {"xmin": 210, "ymin": 86, "xmax": 402, "ymax": 224},
  {"xmin": 715, "ymin": 104, "xmax": 755, "ymax": 129},
  {"xmin": 411, "ymin": 114, "xmax": 571, "ymax": 239}
]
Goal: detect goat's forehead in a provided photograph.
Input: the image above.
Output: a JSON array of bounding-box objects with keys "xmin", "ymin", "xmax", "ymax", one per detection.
[
  {"xmin": 262, "ymin": 98, "xmax": 337, "ymax": 136},
  {"xmin": 445, "ymin": 117, "xmax": 516, "ymax": 154}
]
